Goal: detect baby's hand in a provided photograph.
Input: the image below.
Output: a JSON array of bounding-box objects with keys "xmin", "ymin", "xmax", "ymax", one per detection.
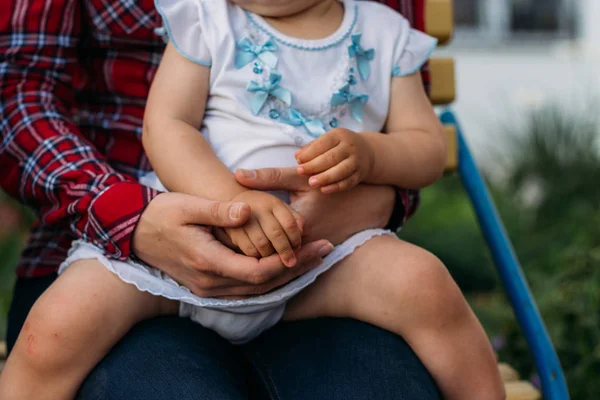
[
  {"xmin": 226, "ymin": 191, "xmax": 302, "ymax": 267},
  {"xmin": 296, "ymin": 128, "xmax": 374, "ymax": 194}
]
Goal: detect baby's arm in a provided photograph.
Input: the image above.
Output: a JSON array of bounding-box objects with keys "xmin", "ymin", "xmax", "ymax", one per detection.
[
  {"xmin": 364, "ymin": 72, "xmax": 448, "ymax": 188},
  {"xmin": 143, "ymin": 43, "xmax": 247, "ymax": 201},
  {"xmin": 143, "ymin": 43, "xmax": 301, "ymax": 266},
  {"xmin": 296, "ymin": 72, "xmax": 447, "ymax": 192}
]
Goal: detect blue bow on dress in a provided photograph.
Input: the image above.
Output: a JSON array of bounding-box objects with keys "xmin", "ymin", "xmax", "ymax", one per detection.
[
  {"xmin": 348, "ymin": 33, "xmax": 374, "ymax": 81},
  {"xmin": 235, "ymin": 37, "xmax": 278, "ymax": 69},
  {"xmin": 280, "ymin": 109, "xmax": 327, "ymax": 137},
  {"xmin": 330, "ymin": 84, "xmax": 369, "ymax": 123},
  {"xmin": 246, "ymin": 72, "xmax": 292, "ymax": 115}
]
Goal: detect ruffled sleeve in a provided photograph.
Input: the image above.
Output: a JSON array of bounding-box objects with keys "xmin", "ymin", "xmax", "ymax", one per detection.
[
  {"xmin": 155, "ymin": 0, "xmax": 212, "ymax": 66},
  {"xmin": 391, "ymin": 28, "xmax": 437, "ymax": 77}
]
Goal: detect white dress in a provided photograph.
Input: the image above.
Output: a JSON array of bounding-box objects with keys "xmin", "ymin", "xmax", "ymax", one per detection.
[{"xmin": 60, "ymin": 0, "xmax": 438, "ymax": 344}]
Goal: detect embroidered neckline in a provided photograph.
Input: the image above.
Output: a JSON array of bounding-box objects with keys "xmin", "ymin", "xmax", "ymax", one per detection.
[
  {"xmin": 236, "ymin": 33, "xmax": 371, "ymax": 137},
  {"xmin": 237, "ymin": 1, "xmax": 371, "ymax": 137},
  {"xmin": 245, "ymin": 0, "xmax": 358, "ymax": 51}
]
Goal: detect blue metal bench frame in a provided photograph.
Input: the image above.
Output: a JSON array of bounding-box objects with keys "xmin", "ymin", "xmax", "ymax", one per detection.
[{"xmin": 439, "ymin": 109, "xmax": 570, "ymax": 400}]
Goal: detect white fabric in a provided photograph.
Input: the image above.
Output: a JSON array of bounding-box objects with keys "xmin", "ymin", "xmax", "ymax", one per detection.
[
  {"xmin": 392, "ymin": 29, "xmax": 438, "ymax": 76},
  {"xmin": 60, "ymin": 229, "xmax": 394, "ymax": 343},
  {"xmin": 153, "ymin": 0, "xmax": 211, "ymax": 65},
  {"xmin": 60, "ymin": 0, "xmax": 433, "ymax": 343}
]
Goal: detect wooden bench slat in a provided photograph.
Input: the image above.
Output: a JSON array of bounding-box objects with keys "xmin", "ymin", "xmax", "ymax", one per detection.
[
  {"xmin": 444, "ymin": 125, "xmax": 458, "ymax": 172},
  {"xmin": 0, "ymin": 341, "xmax": 6, "ymax": 375},
  {"xmin": 430, "ymin": 57, "xmax": 456, "ymax": 105},
  {"xmin": 425, "ymin": 0, "xmax": 454, "ymax": 45},
  {"xmin": 499, "ymin": 363, "xmax": 521, "ymax": 382},
  {"xmin": 505, "ymin": 381, "xmax": 542, "ymax": 400}
]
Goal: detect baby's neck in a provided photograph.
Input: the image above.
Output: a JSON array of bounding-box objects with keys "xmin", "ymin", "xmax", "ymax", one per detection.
[{"xmin": 262, "ymin": 0, "xmax": 344, "ymax": 40}]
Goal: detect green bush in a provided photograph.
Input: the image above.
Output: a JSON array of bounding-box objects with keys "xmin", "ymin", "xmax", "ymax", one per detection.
[
  {"xmin": 0, "ymin": 191, "xmax": 33, "ymax": 337},
  {"xmin": 402, "ymin": 103, "xmax": 600, "ymax": 399},
  {"xmin": 0, "ymin": 234, "xmax": 20, "ymax": 337},
  {"xmin": 471, "ymin": 232, "xmax": 600, "ymax": 400}
]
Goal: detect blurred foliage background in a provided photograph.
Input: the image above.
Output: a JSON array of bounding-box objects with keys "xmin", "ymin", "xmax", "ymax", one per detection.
[
  {"xmin": 401, "ymin": 102, "xmax": 600, "ymax": 399},
  {"xmin": 0, "ymin": 102, "xmax": 598, "ymax": 398},
  {"xmin": 0, "ymin": 191, "xmax": 32, "ymax": 338}
]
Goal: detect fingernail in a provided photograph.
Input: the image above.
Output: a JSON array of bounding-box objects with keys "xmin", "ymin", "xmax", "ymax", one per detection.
[
  {"xmin": 230, "ymin": 203, "xmax": 245, "ymax": 219},
  {"xmin": 309, "ymin": 177, "xmax": 318, "ymax": 187},
  {"xmin": 286, "ymin": 256, "xmax": 297, "ymax": 268},
  {"xmin": 238, "ymin": 169, "xmax": 256, "ymax": 179},
  {"xmin": 318, "ymin": 243, "xmax": 334, "ymax": 257},
  {"xmin": 297, "ymin": 166, "xmax": 304, "ymax": 175}
]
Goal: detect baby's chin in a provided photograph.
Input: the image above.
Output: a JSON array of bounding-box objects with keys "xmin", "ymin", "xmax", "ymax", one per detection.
[{"xmin": 229, "ymin": 0, "xmax": 326, "ymax": 17}]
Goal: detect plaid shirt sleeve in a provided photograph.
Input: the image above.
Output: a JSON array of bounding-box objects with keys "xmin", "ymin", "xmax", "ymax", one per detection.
[{"xmin": 0, "ymin": 0, "xmax": 160, "ymax": 260}]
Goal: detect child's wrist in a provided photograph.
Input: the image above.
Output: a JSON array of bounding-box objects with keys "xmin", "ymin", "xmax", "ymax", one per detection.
[
  {"xmin": 207, "ymin": 181, "xmax": 249, "ymax": 202},
  {"xmin": 360, "ymin": 132, "xmax": 379, "ymax": 182},
  {"xmin": 226, "ymin": 186, "xmax": 251, "ymax": 202}
]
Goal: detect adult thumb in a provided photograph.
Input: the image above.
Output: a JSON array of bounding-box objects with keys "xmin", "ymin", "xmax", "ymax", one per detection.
[{"xmin": 179, "ymin": 195, "xmax": 251, "ymax": 227}]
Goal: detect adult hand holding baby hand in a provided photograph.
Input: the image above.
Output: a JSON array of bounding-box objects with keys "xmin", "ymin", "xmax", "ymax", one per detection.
[
  {"xmin": 225, "ymin": 190, "xmax": 304, "ymax": 268},
  {"xmin": 295, "ymin": 128, "xmax": 375, "ymax": 194},
  {"xmin": 132, "ymin": 192, "xmax": 333, "ymax": 299},
  {"xmin": 236, "ymin": 166, "xmax": 395, "ymax": 246}
]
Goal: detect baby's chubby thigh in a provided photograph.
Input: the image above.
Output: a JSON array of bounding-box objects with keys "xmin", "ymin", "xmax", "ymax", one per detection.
[
  {"xmin": 0, "ymin": 259, "xmax": 178, "ymax": 400},
  {"xmin": 284, "ymin": 235, "xmax": 464, "ymax": 332},
  {"xmin": 20, "ymin": 259, "xmax": 178, "ymax": 365}
]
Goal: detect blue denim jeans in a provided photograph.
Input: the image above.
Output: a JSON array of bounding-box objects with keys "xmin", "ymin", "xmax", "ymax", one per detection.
[{"xmin": 7, "ymin": 276, "xmax": 440, "ymax": 400}]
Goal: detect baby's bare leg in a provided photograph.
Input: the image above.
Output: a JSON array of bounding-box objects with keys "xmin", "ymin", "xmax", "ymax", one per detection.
[
  {"xmin": 285, "ymin": 235, "xmax": 505, "ymax": 400},
  {"xmin": 0, "ymin": 259, "xmax": 178, "ymax": 400}
]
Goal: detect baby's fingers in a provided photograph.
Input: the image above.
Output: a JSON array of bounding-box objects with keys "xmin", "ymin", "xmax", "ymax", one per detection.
[
  {"xmin": 274, "ymin": 205, "xmax": 303, "ymax": 249},
  {"xmin": 286, "ymin": 205, "xmax": 305, "ymax": 234},
  {"xmin": 295, "ymin": 133, "xmax": 339, "ymax": 164},
  {"xmin": 321, "ymin": 172, "xmax": 362, "ymax": 194},
  {"xmin": 245, "ymin": 220, "xmax": 275, "ymax": 258},
  {"xmin": 308, "ymin": 158, "xmax": 356, "ymax": 188},
  {"xmin": 258, "ymin": 213, "xmax": 297, "ymax": 268},
  {"xmin": 297, "ymin": 147, "xmax": 348, "ymax": 176},
  {"xmin": 225, "ymin": 228, "xmax": 259, "ymax": 258}
]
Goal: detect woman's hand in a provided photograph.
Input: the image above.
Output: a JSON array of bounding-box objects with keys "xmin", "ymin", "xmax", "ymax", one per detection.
[
  {"xmin": 132, "ymin": 192, "xmax": 333, "ymax": 299},
  {"xmin": 236, "ymin": 168, "xmax": 396, "ymax": 246}
]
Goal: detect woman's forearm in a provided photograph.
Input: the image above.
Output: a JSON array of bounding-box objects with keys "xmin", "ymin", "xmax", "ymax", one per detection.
[{"xmin": 142, "ymin": 118, "xmax": 247, "ymax": 201}]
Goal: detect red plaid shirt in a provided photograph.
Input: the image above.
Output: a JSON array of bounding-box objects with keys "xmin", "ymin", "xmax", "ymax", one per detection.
[{"xmin": 0, "ymin": 0, "xmax": 427, "ymax": 278}]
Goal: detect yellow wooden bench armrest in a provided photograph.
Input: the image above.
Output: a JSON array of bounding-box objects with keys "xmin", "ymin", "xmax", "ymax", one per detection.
[
  {"xmin": 505, "ymin": 381, "xmax": 542, "ymax": 400},
  {"xmin": 430, "ymin": 58, "xmax": 456, "ymax": 105},
  {"xmin": 425, "ymin": 0, "xmax": 454, "ymax": 45},
  {"xmin": 444, "ymin": 125, "xmax": 458, "ymax": 172}
]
